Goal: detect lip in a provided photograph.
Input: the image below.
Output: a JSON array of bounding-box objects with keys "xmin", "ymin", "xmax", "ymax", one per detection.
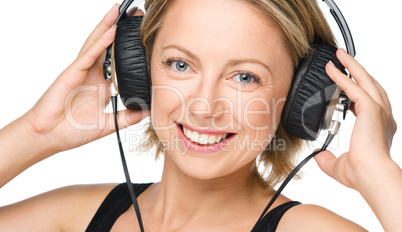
[
  {"xmin": 176, "ymin": 123, "xmax": 236, "ymax": 154},
  {"xmin": 178, "ymin": 121, "xmax": 233, "ymax": 136}
]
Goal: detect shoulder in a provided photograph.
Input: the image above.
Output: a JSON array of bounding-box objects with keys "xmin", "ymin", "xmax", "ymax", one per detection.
[
  {"xmin": 0, "ymin": 183, "xmax": 118, "ymax": 232},
  {"xmin": 52, "ymin": 183, "xmax": 120, "ymax": 231},
  {"xmin": 276, "ymin": 203, "xmax": 367, "ymax": 231}
]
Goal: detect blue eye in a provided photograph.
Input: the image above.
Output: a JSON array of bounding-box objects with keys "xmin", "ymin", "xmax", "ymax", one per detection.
[
  {"xmin": 174, "ymin": 61, "xmax": 189, "ymax": 72},
  {"xmin": 233, "ymin": 72, "xmax": 260, "ymax": 86},
  {"xmin": 236, "ymin": 73, "xmax": 252, "ymax": 84},
  {"xmin": 161, "ymin": 58, "xmax": 191, "ymax": 73}
]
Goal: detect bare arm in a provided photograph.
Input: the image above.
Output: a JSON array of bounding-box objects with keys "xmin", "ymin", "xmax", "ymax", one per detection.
[
  {"xmin": 0, "ymin": 4, "xmax": 148, "ymax": 230},
  {"xmin": 0, "ymin": 4, "xmax": 149, "ymax": 189},
  {"xmin": 0, "ymin": 5, "xmax": 120, "ymax": 188},
  {"xmin": 355, "ymin": 160, "xmax": 402, "ymax": 231},
  {"xmin": 0, "ymin": 184, "xmax": 117, "ymax": 232},
  {"xmin": 0, "ymin": 115, "xmax": 54, "ymax": 188}
]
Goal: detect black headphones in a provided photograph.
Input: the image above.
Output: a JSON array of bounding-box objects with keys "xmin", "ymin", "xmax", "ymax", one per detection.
[
  {"xmin": 102, "ymin": 1, "xmax": 356, "ymax": 231},
  {"xmin": 103, "ymin": 0, "xmax": 356, "ymax": 141}
]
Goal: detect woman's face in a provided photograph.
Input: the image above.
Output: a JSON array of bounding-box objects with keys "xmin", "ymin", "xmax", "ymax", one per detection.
[{"xmin": 150, "ymin": 0, "xmax": 293, "ymax": 179}]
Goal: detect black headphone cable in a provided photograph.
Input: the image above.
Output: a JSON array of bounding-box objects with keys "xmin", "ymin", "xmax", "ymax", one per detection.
[
  {"xmin": 250, "ymin": 120, "xmax": 340, "ymax": 231},
  {"xmin": 110, "ymin": 83, "xmax": 145, "ymax": 232}
]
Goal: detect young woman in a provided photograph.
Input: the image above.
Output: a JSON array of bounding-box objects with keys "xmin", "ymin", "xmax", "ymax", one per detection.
[{"xmin": 0, "ymin": 0, "xmax": 400, "ymax": 231}]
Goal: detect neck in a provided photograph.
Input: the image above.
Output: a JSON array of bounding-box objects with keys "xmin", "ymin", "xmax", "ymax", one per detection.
[{"xmin": 146, "ymin": 153, "xmax": 268, "ymax": 230}]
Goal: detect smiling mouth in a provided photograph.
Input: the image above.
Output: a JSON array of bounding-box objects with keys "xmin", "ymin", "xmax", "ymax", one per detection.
[{"xmin": 177, "ymin": 123, "xmax": 235, "ymax": 145}]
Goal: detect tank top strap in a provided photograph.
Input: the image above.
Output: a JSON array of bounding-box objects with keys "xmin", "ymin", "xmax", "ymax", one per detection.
[
  {"xmin": 85, "ymin": 182, "xmax": 153, "ymax": 232},
  {"xmin": 86, "ymin": 183, "xmax": 300, "ymax": 232},
  {"xmin": 252, "ymin": 201, "xmax": 302, "ymax": 232}
]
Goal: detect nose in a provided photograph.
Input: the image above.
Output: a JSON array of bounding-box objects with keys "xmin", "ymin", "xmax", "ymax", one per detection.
[{"xmin": 186, "ymin": 74, "xmax": 228, "ymax": 126}]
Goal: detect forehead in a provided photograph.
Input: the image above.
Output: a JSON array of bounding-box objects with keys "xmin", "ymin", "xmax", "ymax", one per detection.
[{"xmin": 153, "ymin": 0, "xmax": 290, "ymax": 69}]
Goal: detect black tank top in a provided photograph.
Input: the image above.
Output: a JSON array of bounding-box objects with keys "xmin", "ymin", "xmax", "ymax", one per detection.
[{"xmin": 86, "ymin": 183, "xmax": 301, "ymax": 232}]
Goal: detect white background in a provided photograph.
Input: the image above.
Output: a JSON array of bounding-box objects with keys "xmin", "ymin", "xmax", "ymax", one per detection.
[{"xmin": 0, "ymin": 0, "xmax": 401, "ymax": 231}]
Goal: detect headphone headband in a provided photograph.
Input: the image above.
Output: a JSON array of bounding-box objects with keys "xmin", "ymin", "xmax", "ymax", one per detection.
[
  {"xmin": 117, "ymin": 0, "xmax": 135, "ymax": 24},
  {"xmin": 103, "ymin": 0, "xmax": 356, "ymax": 80},
  {"xmin": 323, "ymin": 0, "xmax": 356, "ymax": 57},
  {"xmin": 103, "ymin": 0, "xmax": 138, "ymax": 81}
]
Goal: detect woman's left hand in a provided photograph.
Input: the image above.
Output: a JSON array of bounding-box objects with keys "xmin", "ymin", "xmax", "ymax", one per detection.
[{"xmin": 314, "ymin": 48, "xmax": 398, "ymax": 190}]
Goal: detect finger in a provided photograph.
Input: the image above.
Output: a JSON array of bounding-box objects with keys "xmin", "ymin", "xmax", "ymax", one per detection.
[
  {"xmin": 80, "ymin": 8, "xmax": 145, "ymax": 70},
  {"xmin": 72, "ymin": 25, "xmax": 117, "ymax": 72},
  {"xmin": 59, "ymin": 25, "xmax": 116, "ymax": 89},
  {"xmin": 93, "ymin": 10, "xmax": 145, "ymax": 68},
  {"xmin": 336, "ymin": 49, "xmax": 385, "ymax": 107},
  {"xmin": 314, "ymin": 150, "xmax": 337, "ymax": 179},
  {"xmin": 371, "ymin": 77, "xmax": 392, "ymax": 113},
  {"xmin": 78, "ymin": 3, "xmax": 120, "ymax": 56},
  {"xmin": 102, "ymin": 109, "xmax": 151, "ymax": 136},
  {"xmin": 326, "ymin": 61, "xmax": 371, "ymax": 105},
  {"xmin": 119, "ymin": 109, "xmax": 151, "ymax": 129},
  {"xmin": 371, "ymin": 78, "xmax": 397, "ymax": 137}
]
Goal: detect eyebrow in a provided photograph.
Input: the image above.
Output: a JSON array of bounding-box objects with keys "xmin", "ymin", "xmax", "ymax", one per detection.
[
  {"xmin": 162, "ymin": 44, "xmax": 273, "ymax": 77},
  {"xmin": 227, "ymin": 59, "xmax": 273, "ymax": 77},
  {"xmin": 162, "ymin": 44, "xmax": 200, "ymax": 63}
]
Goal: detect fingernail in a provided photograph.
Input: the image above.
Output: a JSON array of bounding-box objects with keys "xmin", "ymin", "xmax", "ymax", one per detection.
[
  {"xmin": 338, "ymin": 48, "xmax": 348, "ymax": 55},
  {"xmin": 110, "ymin": 3, "xmax": 119, "ymax": 11},
  {"xmin": 112, "ymin": 24, "xmax": 117, "ymax": 28},
  {"xmin": 326, "ymin": 60, "xmax": 336, "ymax": 70}
]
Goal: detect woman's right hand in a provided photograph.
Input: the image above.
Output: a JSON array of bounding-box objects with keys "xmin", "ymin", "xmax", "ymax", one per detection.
[{"xmin": 23, "ymin": 4, "xmax": 150, "ymax": 155}]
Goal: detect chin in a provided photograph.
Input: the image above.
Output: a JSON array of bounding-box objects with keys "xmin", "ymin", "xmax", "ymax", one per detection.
[{"xmin": 165, "ymin": 148, "xmax": 255, "ymax": 182}]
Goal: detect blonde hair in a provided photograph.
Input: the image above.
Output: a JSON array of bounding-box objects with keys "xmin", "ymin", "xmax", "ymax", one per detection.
[{"xmin": 139, "ymin": 0, "xmax": 336, "ymax": 188}]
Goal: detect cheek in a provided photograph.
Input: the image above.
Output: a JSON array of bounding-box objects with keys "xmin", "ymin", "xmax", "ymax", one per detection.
[
  {"xmin": 241, "ymin": 91, "xmax": 287, "ymax": 131},
  {"xmin": 242, "ymin": 97, "xmax": 273, "ymax": 131},
  {"xmin": 150, "ymin": 66, "xmax": 198, "ymax": 131},
  {"xmin": 151, "ymin": 87, "xmax": 178, "ymax": 127},
  {"xmin": 150, "ymin": 67, "xmax": 184, "ymax": 128}
]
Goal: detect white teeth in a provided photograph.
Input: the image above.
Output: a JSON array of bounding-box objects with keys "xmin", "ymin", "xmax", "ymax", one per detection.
[{"xmin": 182, "ymin": 126, "xmax": 228, "ymax": 145}]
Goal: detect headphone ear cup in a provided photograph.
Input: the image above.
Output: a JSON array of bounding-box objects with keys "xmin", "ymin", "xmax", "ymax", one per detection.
[
  {"xmin": 281, "ymin": 44, "xmax": 346, "ymax": 141},
  {"xmin": 114, "ymin": 16, "xmax": 151, "ymax": 111}
]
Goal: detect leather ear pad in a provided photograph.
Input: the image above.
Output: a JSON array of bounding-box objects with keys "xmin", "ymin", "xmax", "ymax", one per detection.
[
  {"xmin": 281, "ymin": 44, "xmax": 346, "ymax": 141},
  {"xmin": 115, "ymin": 16, "xmax": 151, "ymax": 111}
]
